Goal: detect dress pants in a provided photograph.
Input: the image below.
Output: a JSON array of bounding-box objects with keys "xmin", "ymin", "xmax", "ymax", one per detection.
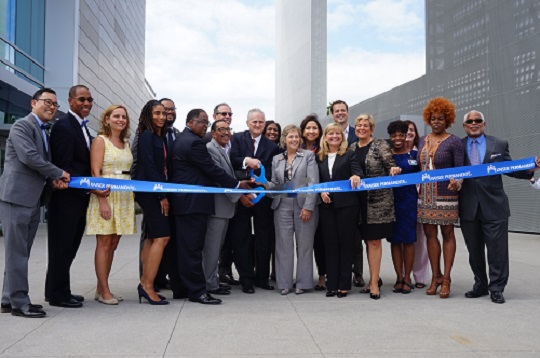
[
  {"xmin": 218, "ymin": 225, "xmax": 234, "ymax": 277},
  {"xmin": 174, "ymin": 214, "xmax": 208, "ymax": 299},
  {"xmin": 352, "ymin": 228, "xmax": 363, "ymax": 277},
  {"xmin": 274, "ymin": 198, "xmax": 318, "ymax": 290},
  {"xmin": 319, "ymin": 204, "xmax": 360, "ymax": 291},
  {"xmin": 230, "ymin": 196, "xmax": 273, "ymax": 287},
  {"xmin": 202, "ymin": 216, "xmax": 229, "ymax": 291},
  {"xmin": 312, "ymin": 222, "xmax": 326, "ymax": 277},
  {"xmin": 460, "ymin": 206, "xmax": 509, "ymax": 292},
  {"xmin": 45, "ymin": 192, "xmax": 88, "ymax": 302},
  {"xmin": 0, "ymin": 201, "xmax": 40, "ymax": 309}
]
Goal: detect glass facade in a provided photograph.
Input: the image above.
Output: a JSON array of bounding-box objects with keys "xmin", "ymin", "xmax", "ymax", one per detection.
[{"xmin": 0, "ymin": 0, "xmax": 45, "ymax": 88}]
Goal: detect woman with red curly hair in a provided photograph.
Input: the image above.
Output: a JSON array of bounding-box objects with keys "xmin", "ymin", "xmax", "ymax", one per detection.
[{"xmin": 417, "ymin": 97, "xmax": 464, "ymax": 299}]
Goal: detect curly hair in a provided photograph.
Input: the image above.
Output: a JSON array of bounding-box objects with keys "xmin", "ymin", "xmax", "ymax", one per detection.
[
  {"xmin": 318, "ymin": 123, "xmax": 348, "ymax": 161},
  {"xmin": 138, "ymin": 99, "xmax": 165, "ymax": 136},
  {"xmin": 387, "ymin": 120, "xmax": 408, "ymax": 136},
  {"xmin": 279, "ymin": 124, "xmax": 303, "ymax": 149},
  {"xmin": 422, "ymin": 97, "xmax": 456, "ymax": 128},
  {"xmin": 99, "ymin": 105, "xmax": 130, "ymax": 141}
]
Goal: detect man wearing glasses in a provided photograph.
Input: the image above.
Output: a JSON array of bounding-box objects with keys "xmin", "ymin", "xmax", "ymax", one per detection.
[
  {"xmin": 0, "ymin": 88, "xmax": 70, "ymax": 318},
  {"xmin": 459, "ymin": 110, "xmax": 537, "ymax": 304},
  {"xmin": 45, "ymin": 85, "xmax": 108, "ymax": 308}
]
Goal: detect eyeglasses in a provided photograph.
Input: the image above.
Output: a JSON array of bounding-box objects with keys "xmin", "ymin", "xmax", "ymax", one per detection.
[
  {"xmin": 216, "ymin": 111, "xmax": 233, "ymax": 117},
  {"xmin": 193, "ymin": 119, "xmax": 209, "ymax": 127},
  {"xmin": 215, "ymin": 127, "xmax": 232, "ymax": 133},
  {"xmin": 71, "ymin": 97, "xmax": 94, "ymax": 103},
  {"xmin": 36, "ymin": 98, "xmax": 61, "ymax": 108},
  {"xmin": 464, "ymin": 119, "xmax": 484, "ymax": 125},
  {"xmin": 164, "ymin": 107, "xmax": 176, "ymax": 112}
]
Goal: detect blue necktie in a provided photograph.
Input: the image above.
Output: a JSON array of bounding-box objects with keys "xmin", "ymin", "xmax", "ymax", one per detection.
[
  {"xmin": 470, "ymin": 139, "xmax": 481, "ymax": 165},
  {"xmin": 41, "ymin": 123, "xmax": 50, "ymax": 152}
]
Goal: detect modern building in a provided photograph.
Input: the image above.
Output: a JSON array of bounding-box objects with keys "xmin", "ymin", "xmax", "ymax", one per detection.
[
  {"xmin": 341, "ymin": 0, "xmax": 540, "ymax": 233},
  {"xmin": 0, "ymin": 0, "xmax": 153, "ymax": 176},
  {"xmin": 275, "ymin": 0, "xmax": 327, "ymax": 124}
]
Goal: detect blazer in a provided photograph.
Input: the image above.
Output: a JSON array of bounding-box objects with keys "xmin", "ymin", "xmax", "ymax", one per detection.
[
  {"xmin": 269, "ymin": 149, "xmax": 320, "ymax": 211},
  {"xmin": 169, "ymin": 128, "xmax": 239, "ymax": 216},
  {"xmin": 206, "ymin": 138, "xmax": 241, "ymax": 219},
  {"xmin": 230, "ymin": 130, "xmax": 280, "ymax": 181},
  {"xmin": 0, "ymin": 114, "xmax": 63, "ymax": 207},
  {"xmin": 131, "ymin": 126, "xmax": 180, "ymax": 177},
  {"xmin": 317, "ymin": 149, "xmax": 363, "ymax": 209},
  {"xmin": 133, "ymin": 129, "xmax": 167, "ymax": 200},
  {"xmin": 350, "ymin": 138, "xmax": 396, "ymax": 224},
  {"xmin": 346, "ymin": 125, "xmax": 358, "ymax": 146},
  {"xmin": 459, "ymin": 134, "xmax": 532, "ymax": 221}
]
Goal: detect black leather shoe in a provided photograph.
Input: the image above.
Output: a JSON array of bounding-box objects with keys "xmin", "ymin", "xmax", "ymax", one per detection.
[
  {"xmin": 1, "ymin": 303, "xmax": 43, "ymax": 313},
  {"xmin": 220, "ymin": 274, "xmax": 240, "ymax": 286},
  {"xmin": 255, "ymin": 282, "xmax": 275, "ymax": 290},
  {"xmin": 242, "ymin": 285, "xmax": 255, "ymax": 294},
  {"xmin": 208, "ymin": 287, "xmax": 231, "ymax": 295},
  {"xmin": 219, "ymin": 283, "xmax": 232, "ymax": 291},
  {"xmin": 465, "ymin": 289, "xmax": 489, "ymax": 298},
  {"xmin": 353, "ymin": 274, "xmax": 365, "ymax": 287},
  {"xmin": 189, "ymin": 293, "xmax": 222, "ymax": 305},
  {"xmin": 11, "ymin": 304, "xmax": 46, "ymax": 318},
  {"xmin": 326, "ymin": 291, "xmax": 337, "ymax": 297},
  {"xmin": 490, "ymin": 291, "xmax": 505, "ymax": 304},
  {"xmin": 71, "ymin": 294, "xmax": 85, "ymax": 302},
  {"xmin": 49, "ymin": 298, "xmax": 83, "ymax": 308}
]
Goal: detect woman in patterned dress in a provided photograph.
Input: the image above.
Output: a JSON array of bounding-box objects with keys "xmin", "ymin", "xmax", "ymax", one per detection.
[
  {"xmin": 86, "ymin": 105, "xmax": 135, "ymax": 305},
  {"xmin": 417, "ymin": 98, "xmax": 464, "ymax": 298}
]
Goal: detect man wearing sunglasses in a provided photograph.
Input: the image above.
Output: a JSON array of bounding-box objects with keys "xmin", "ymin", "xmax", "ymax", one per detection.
[
  {"xmin": 459, "ymin": 110, "xmax": 536, "ymax": 304},
  {"xmin": 45, "ymin": 85, "xmax": 108, "ymax": 308}
]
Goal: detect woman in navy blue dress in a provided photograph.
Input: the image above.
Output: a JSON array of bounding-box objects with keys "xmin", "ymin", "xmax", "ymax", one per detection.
[{"xmin": 387, "ymin": 121, "xmax": 419, "ymax": 294}]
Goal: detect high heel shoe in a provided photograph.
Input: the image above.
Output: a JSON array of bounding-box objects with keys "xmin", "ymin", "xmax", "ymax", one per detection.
[
  {"xmin": 439, "ymin": 277, "xmax": 451, "ymax": 299},
  {"xmin": 337, "ymin": 291, "xmax": 348, "ymax": 298},
  {"xmin": 370, "ymin": 292, "xmax": 380, "ymax": 300},
  {"xmin": 137, "ymin": 284, "xmax": 169, "ymax": 305},
  {"xmin": 426, "ymin": 275, "xmax": 443, "ymax": 296}
]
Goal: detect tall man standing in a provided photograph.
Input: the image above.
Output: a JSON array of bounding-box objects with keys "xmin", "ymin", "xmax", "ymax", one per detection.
[
  {"xmin": 230, "ymin": 108, "xmax": 280, "ymax": 293},
  {"xmin": 0, "ymin": 88, "xmax": 70, "ymax": 318},
  {"xmin": 459, "ymin": 110, "xmax": 537, "ymax": 304},
  {"xmin": 45, "ymin": 85, "xmax": 107, "ymax": 308}
]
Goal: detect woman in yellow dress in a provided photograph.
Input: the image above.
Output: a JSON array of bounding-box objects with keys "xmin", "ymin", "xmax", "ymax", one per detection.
[{"xmin": 86, "ymin": 104, "xmax": 135, "ymax": 305}]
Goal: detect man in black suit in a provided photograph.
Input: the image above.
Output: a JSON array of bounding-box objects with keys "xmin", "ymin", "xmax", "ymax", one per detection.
[
  {"xmin": 458, "ymin": 110, "xmax": 537, "ymax": 304},
  {"xmin": 169, "ymin": 109, "xmax": 251, "ymax": 304},
  {"xmin": 45, "ymin": 85, "xmax": 108, "ymax": 308},
  {"xmin": 331, "ymin": 100, "xmax": 364, "ymax": 287},
  {"xmin": 229, "ymin": 108, "xmax": 280, "ymax": 293}
]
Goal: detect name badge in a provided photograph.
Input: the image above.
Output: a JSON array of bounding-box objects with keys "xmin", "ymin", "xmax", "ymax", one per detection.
[{"xmin": 408, "ymin": 159, "xmax": 418, "ymax": 166}]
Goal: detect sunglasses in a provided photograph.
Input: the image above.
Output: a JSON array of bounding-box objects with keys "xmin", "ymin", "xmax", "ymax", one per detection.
[
  {"xmin": 216, "ymin": 111, "xmax": 233, "ymax": 117},
  {"xmin": 72, "ymin": 97, "xmax": 94, "ymax": 103},
  {"xmin": 464, "ymin": 119, "xmax": 484, "ymax": 125}
]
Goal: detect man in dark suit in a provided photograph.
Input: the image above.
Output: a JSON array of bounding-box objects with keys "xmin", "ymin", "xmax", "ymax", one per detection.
[
  {"xmin": 331, "ymin": 100, "xmax": 364, "ymax": 287},
  {"xmin": 458, "ymin": 110, "xmax": 537, "ymax": 304},
  {"xmin": 45, "ymin": 85, "xmax": 108, "ymax": 308},
  {"xmin": 0, "ymin": 88, "xmax": 70, "ymax": 318},
  {"xmin": 169, "ymin": 109, "xmax": 251, "ymax": 304},
  {"xmin": 229, "ymin": 108, "xmax": 280, "ymax": 293}
]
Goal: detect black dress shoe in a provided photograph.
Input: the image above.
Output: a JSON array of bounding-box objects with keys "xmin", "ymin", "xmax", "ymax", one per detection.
[
  {"xmin": 255, "ymin": 282, "xmax": 275, "ymax": 290},
  {"xmin": 1, "ymin": 303, "xmax": 43, "ymax": 313},
  {"xmin": 189, "ymin": 293, "xmax": 222, "ymax": 305},
  {"xmin": 353, "ymin": 274, "xmax": 365, "ymax": 287},
  {"xmin": 11, "ymin": 304, "xmax": 46, "ymax": 318},
  {"xmin": 219, "ymin": 283, "xmax": 232, "ymax": 290},
  {"xmin": 71, "ymin": 294, "xmax": 85, "ymax": 302},
  {"xmin": 326, "ymin": 291, "xmax": 337, "ymax": 297},
  {"xmin": 49, "ymin": 298, "xmax": 83, "ymax": 308},
  {"xmin": 220, "ymin": 274, "xmax": 240, "ymax": 286},
  {"xmin": 465, "ymin": 289, "xmax": 489, "ymax": 298},
  {"xmin": 208, "ymin": 287, "xmax": 231, "ymax": 295},
  {"xmin": 490, "ymin": 291, "xmax": 505, "ymax": 304},
  {"xmin": 242, "ymin": 286, "xmax": 255, "ymax": 294}
]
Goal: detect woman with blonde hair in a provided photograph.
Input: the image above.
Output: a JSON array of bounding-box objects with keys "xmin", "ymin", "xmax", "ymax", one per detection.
[
  {"xmin": 317, "ymin": 123, "xmax": 362, "ymax": 298},
  {"xmin": 86, "ymin": 105, "xmax": 135, "ymax": 305}
]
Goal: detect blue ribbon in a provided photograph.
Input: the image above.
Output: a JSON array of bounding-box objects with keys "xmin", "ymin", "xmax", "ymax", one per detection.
[{"xmin": 69, "ymin": 157, "xmax": 536, "ymax": 194}]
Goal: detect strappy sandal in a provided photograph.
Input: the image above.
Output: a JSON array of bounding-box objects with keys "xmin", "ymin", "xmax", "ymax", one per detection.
[
  {"xmin": 392, "ymin": 280, "xmax": 403, "ymax": 293},
  {"xmin": 402, "ymin": 281, "xmax": 413, "ymax": 294}
]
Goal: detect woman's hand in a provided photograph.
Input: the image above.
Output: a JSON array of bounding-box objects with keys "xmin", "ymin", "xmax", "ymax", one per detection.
[
  {"xmin": 98, "ymin": 198, "xmax": 111, "ymax": 220},
  {"xmin": 389, "ymin": 166, "xmax": 402, "ymax": 177},
  {"xmin": 300, "ymin": 208, "xmax": 312, "ymax": 223},
  {"xmin": 321, "ymin": 192, "xmax": 332, "ymax": 204},
  {"xmin": 448, "ymin": 178, "xmax": 462, "ymax": 192},
  {"xmin": 91, "ymin": 186, "xmax": 111, "ymax": 198},
  {"xmin": 349, "ymin": 175, "xmax": 361, "ymax": 189},
  {"xmin": 160, "ymin": 198, "xmax": 170, "ymax": 216}
]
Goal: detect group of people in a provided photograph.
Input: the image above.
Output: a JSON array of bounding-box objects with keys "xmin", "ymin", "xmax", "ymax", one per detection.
[{"xmin": 1, "ymin": 86, "xmax": 539, "ymax": 318}]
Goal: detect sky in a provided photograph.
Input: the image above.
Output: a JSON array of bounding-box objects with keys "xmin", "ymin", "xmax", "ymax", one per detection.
[{"xmin": 145, "ymin": 0, "xmax": 425, "ymax": 131}]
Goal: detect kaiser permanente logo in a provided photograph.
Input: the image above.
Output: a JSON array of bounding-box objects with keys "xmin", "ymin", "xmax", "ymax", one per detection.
[
  {"xmin": 486, "ymin": 163, "xmax": 532, "ymax": 174},
  {"xmin": 79, "ymin": 178, "xmax": 91, "ymax": 186},
  {"xmin": 421, "ymin": 171, "xmax": 472, "ymax": 182},
  {"xmin": 487, "ymin": 165, "xmax": 497, "ymax": 174},
  {"xmin": 153, "ymin": 183, "xmax": 164, "ymax": 191}
]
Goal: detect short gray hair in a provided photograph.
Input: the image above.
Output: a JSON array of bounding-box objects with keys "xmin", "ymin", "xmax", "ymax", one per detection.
[
  {"xmin": 463, "ymin": 110, "xmax": 485, "ymax": 123},
  {"xmin": 247, "ymin": 108, "xmax": 265, "ymax": 121}
]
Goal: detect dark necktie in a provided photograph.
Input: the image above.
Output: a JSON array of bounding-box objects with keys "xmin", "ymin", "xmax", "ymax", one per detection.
[
  {"xmin": 167, "ymin": 128, "xmax": 174, "ymax": 154},
  {"xmin": 252, "ymin": 138, "xmax": 256, "ymax": 155},
  {"xmin": 81, "ymin": 119, "xmax": 91, "ymax": 148},
  {"xmin": 41, "ymin": 123, "xmax": 50, "ymax": 153},
  {"xmin": 470, "ymin": 139, "xmax": 481, "ymax": 165}
]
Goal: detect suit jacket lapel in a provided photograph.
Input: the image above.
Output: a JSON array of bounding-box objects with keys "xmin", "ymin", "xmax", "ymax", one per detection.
[
  {"xmin": 255, "ymin": 136, "xmax": 265, "ymax": 157},
  {"xmin": 332, "ymin": 153, "xmax": 343, "ymax": 179},
  {"xmin": 274, "ymin": 156, "xmax": 285, "ymax": 183},
  {"xmin": 291, "ymin": 152, "xmax": 303, "ymax": 177},
  {"xmin": 30, "ymin": 116, "xmax": 48, "ymax": 159},
  {"xmin": 214, "ymin": 140, "xmax": 234, "ymax": 174},
  {"xmin": 483, "ymin": 136, "xmax": 495, "ymax": 163},
  {"xmin": 68, "ymin": 113, "xmax": 90, "ymax": 153}
]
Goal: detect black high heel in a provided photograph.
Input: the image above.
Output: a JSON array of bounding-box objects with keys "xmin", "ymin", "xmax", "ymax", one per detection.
[
  {"xmin": 370, "ymin": 292, "xmax": 381, "ymax": 300},
  {"xmin": 137, "ymin": 284, "xmax": 169, "ymax": 305}
]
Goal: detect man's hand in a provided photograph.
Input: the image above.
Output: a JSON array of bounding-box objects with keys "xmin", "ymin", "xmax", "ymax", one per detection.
[
  {"xmin": 52, "ymin": 179, "xmax": 69, "ymax": 190},
  {"xmin": 239, "ymin": 194, "xmax": 255, "ymax": 208},
  {"xmin": 60, "ymin": 171, "xmax": 70, "ymax": 182},
  {"xmin": 448, "ymin": 178, "xmax": 462, "ymax": 192},
  {"xmin": 349, "ymin": 175, "xmax": 361, "ymax": 189},
  {"xmin": 245, "ymin": 158, "xmax": 260, "ymax": 169},
  {"xmin": 238, "ymin": 180, "xmax": 254, "ymax": 190},
  {"xmin": 300, "ymin": 208, "xmax": 312, "ymax": 223}
]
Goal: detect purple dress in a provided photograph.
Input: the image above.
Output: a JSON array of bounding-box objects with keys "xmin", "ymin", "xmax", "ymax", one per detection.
[{"xmin": 417, "ymin": 134, "xmax": 464, "ymax": 225}]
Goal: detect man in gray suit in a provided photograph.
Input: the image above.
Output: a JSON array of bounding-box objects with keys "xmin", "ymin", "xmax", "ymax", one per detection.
[
  {"xmin": 0, "ymin": 88, "xmax": 70, "ymax": 318},
  {"xmin": 202, "ymin": 119, "xmax": 245, "ymax": 295},
  {"xmin": 458, "ymin": 110, "xmax": 537, "ymax": 304}
]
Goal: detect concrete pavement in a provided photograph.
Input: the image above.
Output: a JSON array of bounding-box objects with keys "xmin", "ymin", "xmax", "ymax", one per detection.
[{"xmin": 0, "ymin": 215, "xmax": 539, "ymax": 357}]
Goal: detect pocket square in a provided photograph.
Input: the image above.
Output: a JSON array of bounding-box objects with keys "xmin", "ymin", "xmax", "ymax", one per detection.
[{"xmin": 490, "ymin": 153, "xmax": 501, "ymax": 159}]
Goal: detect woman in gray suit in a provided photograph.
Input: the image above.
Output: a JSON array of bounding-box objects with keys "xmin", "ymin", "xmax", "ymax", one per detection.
[{"xmin": 269, "ymin": 125, "xmax": 319, "ymax": 295}]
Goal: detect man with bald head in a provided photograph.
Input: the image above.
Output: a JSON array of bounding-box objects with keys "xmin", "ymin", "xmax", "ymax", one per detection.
[{"xmin": 459, "ymin": 110, "xmax": 536, "ymax": 304}]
